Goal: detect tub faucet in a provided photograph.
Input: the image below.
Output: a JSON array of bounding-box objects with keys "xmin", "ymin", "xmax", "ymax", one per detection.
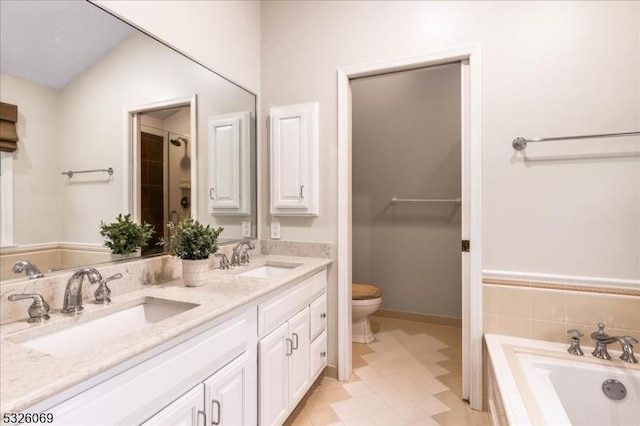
[
  {"xmin": 62, "ymin": 268, "xmax": 102, "ymax": 315},
  {"xmin": 12, "ymin": 260, "xmax": 44, "ymax": 279},
  {"xmin": 231, "ymin": 241, "xmax": 255, "ymax": 266},
  {"xmin": 617, "ymin": 336, "xmax": 638, "ymax": 364},
  {"xmin": 590, "ymin": 323, "xmax": 617, "ymax": 360}
]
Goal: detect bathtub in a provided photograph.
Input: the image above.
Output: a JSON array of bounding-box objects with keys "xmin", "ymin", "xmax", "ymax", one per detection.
[{"xmin": 485, "ymin": 334, "xmax": 640, "ymax": 426}]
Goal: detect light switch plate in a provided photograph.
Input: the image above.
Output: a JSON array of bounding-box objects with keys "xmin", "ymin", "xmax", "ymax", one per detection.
[
  {"xmin": 241, "ymin": 221, "xmax": 251, "ymax": 238},
  {"xmin": 270, "ymin": 221, "xmax": 281, "ymax": 239}
]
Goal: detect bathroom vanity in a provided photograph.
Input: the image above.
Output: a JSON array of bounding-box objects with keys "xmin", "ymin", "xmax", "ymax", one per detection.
[{"xmin": 0, "ymin": 255, "xmax": 330, "ymax": 425}]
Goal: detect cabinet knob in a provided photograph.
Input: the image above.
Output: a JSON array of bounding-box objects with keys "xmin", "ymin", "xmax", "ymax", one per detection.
[
  {"xmin": 320, "ymin": 312, "xmax": 326, "ymax": 319},
  {"xmin": 320, "ymin": 351, "xmax": 326, "ymax": 358}
]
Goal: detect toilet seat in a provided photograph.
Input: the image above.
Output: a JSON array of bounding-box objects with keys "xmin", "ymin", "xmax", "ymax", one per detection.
[{"xmin": 352, "ymin": 283, "xmax": 382, "ymax": 300}]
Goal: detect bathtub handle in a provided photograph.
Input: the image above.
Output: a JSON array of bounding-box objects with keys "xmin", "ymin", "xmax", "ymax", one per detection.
[
  {"xmin": 567, "ymin": 329, "xmax": 584, "ymax": 356},
  {"xmin": 617, "ymin": 336, "xmax": 638, "ymax": 364}
]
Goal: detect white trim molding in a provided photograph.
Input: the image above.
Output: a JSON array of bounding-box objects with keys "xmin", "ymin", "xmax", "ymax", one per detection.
[
  {"xmin": 337, "ymin": 43, "xmax": 483, "ymax": 410},
  {"xmin": 483, "ymin": 269, "xmax": 640, "ymax": 290},
  {"xmin": 0, "ymin": 151, "xmax": 15, "ymax": 248}
]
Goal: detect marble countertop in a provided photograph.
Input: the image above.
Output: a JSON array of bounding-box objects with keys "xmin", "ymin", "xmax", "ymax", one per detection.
[{"xmin": 0, "ymin": 255, "xmax": 331, "ymax": 414}]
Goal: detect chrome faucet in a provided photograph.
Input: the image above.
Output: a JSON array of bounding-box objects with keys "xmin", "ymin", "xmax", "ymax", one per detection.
[
  {"xmin": 62, "ymin": 268, "xmax": 102, "ymax": 315},
  {"xmin": 12, "ymin": 260, "xmax": 44, "ymax": 279},
  {"xmin": 590, "ymin": 323, "xmax": 617, "ymax": 360},
  {"xmin": 231, "ymin": 241, "xmax": 255, "ymax": 266}
]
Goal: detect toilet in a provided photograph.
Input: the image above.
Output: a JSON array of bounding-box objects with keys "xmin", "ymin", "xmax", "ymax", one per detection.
[{"xmin": 352, "ymin": 283, "xmax": 383, "ymax": 344}]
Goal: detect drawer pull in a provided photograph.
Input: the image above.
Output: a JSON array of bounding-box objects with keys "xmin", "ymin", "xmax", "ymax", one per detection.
[
  {"xmin": 292, "ymin": 332, "xmax": 299, "ymax": 350},
  {"xmin": 212, "ymin": 400, "xmax": 221, "ymax": 425},
  {"xmin": 320, "ymin": 313, "xmax": 326, "ymax": 319},
  {"xmin": 320, "ymin": 351, "xmax": 326, "ymax": 358},
  {"xmin": 197, "ymin": 410, "xmax": 206, "ymax": 426},
  {"xmin": 286, "ymin": 338, "xmax": 293, "ymax": 356}
]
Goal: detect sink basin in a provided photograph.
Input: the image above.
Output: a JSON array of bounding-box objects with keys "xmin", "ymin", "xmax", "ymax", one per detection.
[
  {"xmin": 236, "ymin": 264, "xmax": 298, "ymax": 279},
  {"xmin": 16, "ymin": 297, "xmax": 198, "ymax": 357}
]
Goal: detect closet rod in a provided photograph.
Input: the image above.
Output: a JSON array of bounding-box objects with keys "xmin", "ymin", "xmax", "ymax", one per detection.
[
  {"xmin": 390, "ymin": 197, "xmax": 461, "ymax": 205},
  {"xmin": 512, "ymin": 131, "xmax": 640, "ymax": 150}
]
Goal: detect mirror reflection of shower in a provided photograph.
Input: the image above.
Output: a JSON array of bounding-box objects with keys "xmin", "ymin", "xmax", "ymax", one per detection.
[{"xmin": 138, "ymin": 105, "xmax": 191, "ymax": 255}]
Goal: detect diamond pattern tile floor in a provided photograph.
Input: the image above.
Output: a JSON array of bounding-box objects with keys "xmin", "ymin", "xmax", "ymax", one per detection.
[{"xmin": 285, "ymin": 316, "xmax": 489, "ymax": 425}]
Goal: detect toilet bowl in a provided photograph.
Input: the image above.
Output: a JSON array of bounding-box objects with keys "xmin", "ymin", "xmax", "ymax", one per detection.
[{"xmin": 352, "ymin": 283, "xmax": 383, "ymax": 344}]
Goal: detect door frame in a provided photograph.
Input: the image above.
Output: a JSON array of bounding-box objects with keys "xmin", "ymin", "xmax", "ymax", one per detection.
[
  {"xmin": 123, "ymin": 95, "xmax": 197, "ymax": 223},
  {"xmin": 336, "ymin": 44, "xmax": 483, "ymax": 410}
]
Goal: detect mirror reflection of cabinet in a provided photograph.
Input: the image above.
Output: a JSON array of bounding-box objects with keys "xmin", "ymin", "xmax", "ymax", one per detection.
[
  {"xmin": 208, "ymin": 112, "xmax": 250, "ymax": 216},
  {"xmin": 269, "ymin": 102, "xmax": 319, "ymax": 217}
]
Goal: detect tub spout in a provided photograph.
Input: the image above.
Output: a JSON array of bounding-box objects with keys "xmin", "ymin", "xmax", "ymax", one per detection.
[{"xmin": 590, "ymin": 323, "xmax": 617, "ymax": 360}]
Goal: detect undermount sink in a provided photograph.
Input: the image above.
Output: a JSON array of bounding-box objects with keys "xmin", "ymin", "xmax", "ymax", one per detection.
[
  {"xmin": 16, "ymin": 297, "xmax": 198, "ymax": 357},
  {"xmin": 236, "ymin": 264, "xmax": 299, "ymax": 279}
]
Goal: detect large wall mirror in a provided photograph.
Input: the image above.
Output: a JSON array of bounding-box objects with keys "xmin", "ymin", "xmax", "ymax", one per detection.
[{"xmin": 0, "ymin": 0, "xmax": 257, "ymax": 284}]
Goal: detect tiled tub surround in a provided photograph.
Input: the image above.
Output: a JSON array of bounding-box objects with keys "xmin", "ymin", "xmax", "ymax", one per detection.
[
  {"xmin": 485, "ymin": 334, "xmax": 640, "ymax": 426},
  {"xmin": 483, "ymin": 281, "xmax": 640, "ymax": 344},
  {"xmin": 0, "ymin": 252, "xmax": 330, "ymax": 414}
]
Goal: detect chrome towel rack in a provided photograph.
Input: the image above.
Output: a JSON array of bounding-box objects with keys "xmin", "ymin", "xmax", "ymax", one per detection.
[
  {"xmin": 61, "ymin": 167, "xmax": 113, "ymax": 178},
  {"xmin": 512, "ymin": 131, "xmax": 640, "ymax": 150},
  {"xmin": 391, "ymin": 196, "xmax": 461, "ymax": 205}
]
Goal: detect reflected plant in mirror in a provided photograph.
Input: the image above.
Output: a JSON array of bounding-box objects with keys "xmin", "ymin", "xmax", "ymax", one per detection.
[
  {"xmin": 0, "ymin": 0, "xmax": 257, "ymax": 284},
  {"xmin": 99, "ymin": 214, "xmax": 154, "ymax": 259}
]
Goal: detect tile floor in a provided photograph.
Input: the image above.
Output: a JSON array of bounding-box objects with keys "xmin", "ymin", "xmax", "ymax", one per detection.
[{"xmin": 286, "ymin": 316, "xmax": 489, "ymax": 425}]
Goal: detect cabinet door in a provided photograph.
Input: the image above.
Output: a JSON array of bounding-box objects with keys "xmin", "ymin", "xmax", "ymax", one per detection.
[
  {"xmin": 208, "ymin": 111, "xmax": 250, "ymax": 215},
  {"xmin": 142, "ymin": 385, "xmax": 204, "ymax": 426},
  {"xmin": 310, "ymin": 330, "xmax": 328, "ymax": 381},
  {"xmin": 258, "ymin": 322, "xmax": 290, "ymax": 426},
  {"xmin": 309, "ymin": 292, "xmax": 327, "ymax": 341},
  {"xmin": 288, "ymin": 307, "xmax": 310, "ymax": 407},
  {"xmin": 269, "ymin": 102, "xmax": 319, "ymax": 216},
  {"xmin": 204, "ymin": 353, "xmax": 249, "ymax": 426}
]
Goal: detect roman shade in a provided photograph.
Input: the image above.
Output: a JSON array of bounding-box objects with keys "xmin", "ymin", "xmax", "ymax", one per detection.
[{"xmin": 0, "ymin": 102, "xmax": 19, "ymax": 152}]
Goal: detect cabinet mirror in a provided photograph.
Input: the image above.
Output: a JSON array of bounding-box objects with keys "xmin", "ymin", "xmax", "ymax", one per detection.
[{"xmin": 0, "ymin": 0, "xmax": 257, "ymax": 283}]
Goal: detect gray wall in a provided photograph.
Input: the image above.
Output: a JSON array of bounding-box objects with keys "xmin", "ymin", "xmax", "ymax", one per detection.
[{"xmin": 352, "ymin": 63, "xmax": 462, "ymax": 318}]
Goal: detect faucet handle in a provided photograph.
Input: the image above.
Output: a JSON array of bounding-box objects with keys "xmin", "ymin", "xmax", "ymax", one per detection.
[
  {"xmin": 94, "ymin": 273, "xmax": 123, "ymax": 305},
  {"xmin": 215, "ymin": 253, "xmax": 230, "ymax": 270},
  {"xmin": 617, "ymin": 336, "xmax": 638, "ymax": 364},
  {"xmin": 567, "ymin": 329, "xmax": 584, "ymax": 356},
  {"xmin": 8, "ymin": 293, "xmax": 50, "ymax": 323}
]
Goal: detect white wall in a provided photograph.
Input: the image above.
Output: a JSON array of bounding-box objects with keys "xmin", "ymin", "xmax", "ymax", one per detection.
[
  {"xmin": 352, "ymin": 64, "xmax": 462, "ymax": 317},
  {"xmin": 0, "ymin": 73, "xmax": 61, "ymax": 245},
  {"xmin": 261, "ymin": 0, "xmax": 640, "ymax": 276},
  {"xmin": 96, "ymin": 0, "xmax": 261, "ymax": 94},
  {"xmin": 261, "ymin": 0, "xmax": 640, "ymax": 364}
]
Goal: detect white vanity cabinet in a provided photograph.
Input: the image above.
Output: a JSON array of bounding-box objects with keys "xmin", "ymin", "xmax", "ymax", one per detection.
[
  {"xmin": 35, "ymin": 313, "xmax": 256, "ymax": 426},
  {"xmin": 269, "ymin": 102, "xmax": 319, "ymax": 217},
  {"xmin": 144, "ymin": 352, "xmax": 250, "ymax": 426},
  {"xmin": 258, "ymin": 269, "xmax": 328, "ymax": 426}
]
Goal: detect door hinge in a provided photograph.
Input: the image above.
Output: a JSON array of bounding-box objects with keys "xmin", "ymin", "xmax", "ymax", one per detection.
[{"xmin": 462, "ymin": 240, "xmax": 470, "ymax": 252}]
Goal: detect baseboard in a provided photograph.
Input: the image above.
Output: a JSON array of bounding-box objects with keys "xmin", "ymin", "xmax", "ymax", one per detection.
[
  {"xmin": 374, "ymin": 308, "xmax": 462, "ymax": 327},
  {"xmin": 324, "ymin": 364, "xmax": 338, "ymax": 379}
]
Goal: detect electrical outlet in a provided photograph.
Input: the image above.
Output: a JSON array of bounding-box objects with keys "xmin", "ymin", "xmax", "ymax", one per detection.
[
  {"xmin": 241, "ymin": 221, "xmax": 251, "ymax": 238},
  {"xmin": 270, "ymin": 221, "xmax": 281, "ymax": 239}
]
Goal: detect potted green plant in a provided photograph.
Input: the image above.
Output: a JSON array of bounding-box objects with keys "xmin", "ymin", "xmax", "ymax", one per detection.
[
  {"xmin": 99, "ymin": 213, "xmax": 154, "ymax": 260},
  {"xmin": 164, "ymin": 218, "xmax": 223, "ymax": 286}
]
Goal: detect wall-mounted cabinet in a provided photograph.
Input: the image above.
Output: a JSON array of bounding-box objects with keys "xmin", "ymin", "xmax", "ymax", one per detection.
[
  {"xmin": 269, "ymin": 102, "xmax": 319, "ymax": 217},
  {"xmin": 208, "ymin": 111, "xmax": 251, "ymax": 216}
]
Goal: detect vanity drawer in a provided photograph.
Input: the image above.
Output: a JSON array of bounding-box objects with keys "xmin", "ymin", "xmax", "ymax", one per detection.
[
  {"xmin": 309, "ymin": 330, "xmax": 327, "ymax": 381},
  {"xmin": 258, "ymin": 269, "xmax": 326, "ymax": 337},
  {"xmin": 309, "ymin": 292, "xmax": 327, "ymax": 340}
]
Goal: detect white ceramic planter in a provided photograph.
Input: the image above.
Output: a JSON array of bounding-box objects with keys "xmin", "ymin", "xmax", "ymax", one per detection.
[{"xmin": 181, "ymin": 258, "xmax": 210, "ymax": 287}]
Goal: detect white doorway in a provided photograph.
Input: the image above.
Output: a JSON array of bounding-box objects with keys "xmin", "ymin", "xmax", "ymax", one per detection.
[{"xmin": 337, "ymin": 45, "xmax": 483, "ymax": 410}]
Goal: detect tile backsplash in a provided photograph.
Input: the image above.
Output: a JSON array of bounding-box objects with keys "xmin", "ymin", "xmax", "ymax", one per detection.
[{"xmin": 483, "ymin": 282, "xmax": 640, "ymax": 343}]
